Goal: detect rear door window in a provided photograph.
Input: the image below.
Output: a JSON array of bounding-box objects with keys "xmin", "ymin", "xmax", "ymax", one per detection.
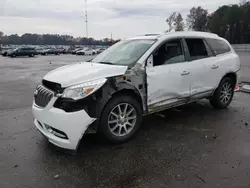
[
  {"xmin": 206, "ymin": 38, "xmax": 231, "ymax": 55},
  {"xmin": 185, "ymin": 38, "xmax": 209, "ymax": 61}
]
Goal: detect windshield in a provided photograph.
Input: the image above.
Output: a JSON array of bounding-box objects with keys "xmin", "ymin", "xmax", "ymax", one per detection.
[{"xmin": 91, "ymin": 39, "xmax": 156, "ymax": 66}]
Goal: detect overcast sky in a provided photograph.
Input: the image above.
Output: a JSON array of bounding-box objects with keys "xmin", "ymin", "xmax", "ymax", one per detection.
[{"xmin": 0, "ymin": 0, "xmax": 240, "ymax": 39}]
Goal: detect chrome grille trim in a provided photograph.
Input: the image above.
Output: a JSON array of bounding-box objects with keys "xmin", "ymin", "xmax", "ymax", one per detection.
[{"xmin": 34, "ymin": 85, "xmax": 54, "ymax": 108}]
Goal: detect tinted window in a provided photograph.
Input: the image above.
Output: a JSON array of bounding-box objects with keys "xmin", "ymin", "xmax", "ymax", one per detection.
[
  {"xmin": 206, "ymin": 38, "xmax": 231, "ymax": 55},
  {"xmin": 153, "ymin": 39, "xmax": 185, "ymax": 66},
  {"xmin": 185, "ymin": 38, "xmax": 208, "ymax": 60}
]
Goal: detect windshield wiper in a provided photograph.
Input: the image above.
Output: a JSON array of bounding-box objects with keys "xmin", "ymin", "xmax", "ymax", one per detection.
[{"xmin": 98, "ymin": 61, "xmax": 114, "ymax": 65}]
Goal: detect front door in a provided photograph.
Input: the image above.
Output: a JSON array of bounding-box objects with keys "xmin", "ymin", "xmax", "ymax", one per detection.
[
  {"xmin": 146, "ymin": 38, "xmax": 191, "ymax": 113},
  {"xmin": 19, "ymin": 48, "xmax": 26, "ymax": 56}
]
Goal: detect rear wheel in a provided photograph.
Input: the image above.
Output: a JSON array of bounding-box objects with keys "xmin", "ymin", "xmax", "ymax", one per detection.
[
  {"xmin": 210, "ymin": 77, "xmax": 234, "ymax": 109},
  {"xmin": 99, "ymin": 95, "xmax": 142, "ymax": 143},
  {"xmin": 92, "ymin": 52, "xmax": 95, "ymax": 55}
]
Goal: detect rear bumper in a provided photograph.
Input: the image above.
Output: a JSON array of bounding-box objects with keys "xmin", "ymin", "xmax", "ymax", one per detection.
[{"xmin": 32, "ymin": 98, "xmax": 96, "ymax": 150}]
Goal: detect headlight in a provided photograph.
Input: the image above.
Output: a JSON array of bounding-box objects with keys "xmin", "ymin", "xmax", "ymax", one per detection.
[{"xmin": 61, "ymin": 78, "xmax": 107, "ymax": 100}]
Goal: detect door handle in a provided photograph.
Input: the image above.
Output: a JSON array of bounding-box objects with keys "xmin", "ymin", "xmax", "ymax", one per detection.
[
  {"xmin": 181, "ymin": 71, "xmax": 190, "ymax": 76},
  {"xmin": 211, "ymin": 65, "xmax": 219, "ymax": 69}
]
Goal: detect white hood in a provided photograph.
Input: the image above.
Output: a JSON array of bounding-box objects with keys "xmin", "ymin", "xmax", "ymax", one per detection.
[{"xmin": 44, "ymin": 62, "xmax": 128, "ymax": 87}]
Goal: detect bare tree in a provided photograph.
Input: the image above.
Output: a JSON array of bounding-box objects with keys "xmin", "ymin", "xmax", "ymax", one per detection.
[
  {"xmin": 0, "ymin": 31, "xmax": 4, "ymax": 38},
  {"xmin": 175, "ymin": 13, "xmax": 185, "ymax": 31},
  {"xmin": 187, "ymin": 7, "xmax": 209, "ymax": 31},
  {"xmin": 166, "ymin": 12, "xmax": 177, "ymax": 32}
]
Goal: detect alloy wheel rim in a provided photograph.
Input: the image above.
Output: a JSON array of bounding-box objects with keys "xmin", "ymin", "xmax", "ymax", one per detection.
[
  {"xmin": 108, "ymin": 103, "xmax": 137, "ymax": 137},
  {"xmin": 220, "ymin": 82, "xmax": 232, "ymax": 104}
]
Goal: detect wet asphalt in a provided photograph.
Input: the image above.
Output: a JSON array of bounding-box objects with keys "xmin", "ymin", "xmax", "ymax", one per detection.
[{"xmin": 0, "ymin": 54, "xmax": 250, "ymax": 188}]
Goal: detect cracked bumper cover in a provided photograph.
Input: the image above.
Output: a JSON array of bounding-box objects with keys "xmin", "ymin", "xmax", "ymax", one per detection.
[{"xmin": 32, "ymin": 97, "xmax": 96, "ymax": 150}]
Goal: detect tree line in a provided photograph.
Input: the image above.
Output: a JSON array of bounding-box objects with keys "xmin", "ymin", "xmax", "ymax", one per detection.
[
  {"xmin": 1, "ymin": 2, "xmax": 250, "ymax": 45},
  {"xmin": 0, "ymin": 32, "xmax": 120, "ymax": 46},
  {"xmin": 167, "ymin": 1, "xmax": 250, "ymax": 44}
]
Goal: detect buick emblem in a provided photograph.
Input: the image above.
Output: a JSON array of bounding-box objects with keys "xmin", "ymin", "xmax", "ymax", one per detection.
[{"xmin": 34, "ymin": 89, "xmax": 38, "ymax": 97}]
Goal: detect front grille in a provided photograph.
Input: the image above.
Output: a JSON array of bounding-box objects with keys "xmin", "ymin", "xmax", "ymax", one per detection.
[{"xmin": 34, "ymin": 85, "xmax": 54, "ymax": 107}]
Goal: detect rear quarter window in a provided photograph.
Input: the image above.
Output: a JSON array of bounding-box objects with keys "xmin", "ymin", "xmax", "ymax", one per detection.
[{"xmin": 206, "ymin": 38, "xmax": 231, "ymax": 55}]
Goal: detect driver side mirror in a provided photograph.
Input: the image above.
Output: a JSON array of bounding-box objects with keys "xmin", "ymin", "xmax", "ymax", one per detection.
[{"xmin": 146, "ymin": 54, "xmax": 153, "ymax": 67}]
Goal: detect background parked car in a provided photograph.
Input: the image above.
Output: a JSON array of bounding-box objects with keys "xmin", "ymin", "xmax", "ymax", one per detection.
[
  {"xmin": 71, "ymin": 48, "xmax": 83, "ymax": 54},
  {"xmin": 76, "ymin": 48, "xmax": 97, "ymax": 55},
  {"xmin": 8, "ymin": 47, "xmax": 37, "ymax": 57},
  {"xmin": 75, "ymin": 48, "xmax": 87, "ymax": 55},
  {"xmin": 57, "ymin": 48, "xmax": 66, "ymax": 54},
  {"xmin": 64, "ymin": 47, "xmax": 75, "ymax": 54},
  {"xmin": 35, "ymin": 48, "xmax": 46, "ymax": 55},
  {"xmin": 96, "ymin": 48, "xmax": 106, "ymax": 54},
  {"xmin": 1, "ymin": 49, "xmax": 13, "ymax": 56},
  {"xmin": 41, "ymin": 49, "xmax": 62, "ymax": 55}
]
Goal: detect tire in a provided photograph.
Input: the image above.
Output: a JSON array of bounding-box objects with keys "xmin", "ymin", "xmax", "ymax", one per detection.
[
  {"xmin": 11, "ymin": 54, "xmax": 16, "ymax": 58},
  {"xmin": 92, "ymin": 52, "xmax": 95, "ymax": 55},
  {"xmin": 99, "ymin": 95, "xmax": 142, "ymax": 144},
  {"xmin": 210, "ymin": 77, "xmax": 234, "ymax": 109},
  {"xmin": 29, "ymin": 54, "xmax": 34, "ymax": 57}
]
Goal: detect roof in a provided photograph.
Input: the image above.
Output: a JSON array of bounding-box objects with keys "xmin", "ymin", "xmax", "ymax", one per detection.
[
  {"xmin": 126, "ymin": 35, "xmax": 160, "ymax": 40},
  {"xmin": 127, "ymin": 31, "xmax": 220, "ymax": 41}
]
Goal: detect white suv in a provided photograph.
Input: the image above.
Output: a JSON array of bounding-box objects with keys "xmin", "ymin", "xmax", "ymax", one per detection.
[{"xmin": 32, "ymin": 31, "xmax": 241, "ymax": 151}]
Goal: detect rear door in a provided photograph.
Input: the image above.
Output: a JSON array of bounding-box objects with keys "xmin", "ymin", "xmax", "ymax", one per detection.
[
  {"xmin": 205, "ymin": 38, "xmax": 235, "ymax": 87},
  {"xmin": 183, "ymin": 38, "xmax": 216, "ymax": 97},
  {"xmin": 21, "ymin": 48, "xmax": 28, "ymax": 56}
]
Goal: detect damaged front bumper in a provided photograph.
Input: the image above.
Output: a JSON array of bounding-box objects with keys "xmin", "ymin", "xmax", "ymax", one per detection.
[{"xmin": 32, "ymin": 97, "xmax": 96, "ymax": 151}]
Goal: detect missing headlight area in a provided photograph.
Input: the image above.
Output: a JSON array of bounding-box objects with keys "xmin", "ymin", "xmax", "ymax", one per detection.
[{"xmin": 42, "ymin": 79, "xmax": 63, "ymax": 93}]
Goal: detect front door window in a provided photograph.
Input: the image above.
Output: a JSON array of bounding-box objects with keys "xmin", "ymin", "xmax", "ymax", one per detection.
[{"xmin": 153, "ymin": 39, "xmax": 185, "ymax": 66}]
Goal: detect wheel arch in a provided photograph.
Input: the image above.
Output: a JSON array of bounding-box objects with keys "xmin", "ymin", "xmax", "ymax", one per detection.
[
  {"xmin": 221, "ymin": 72, "xmax": 237, "ymax": 87},
  {"xmin": 101, "ymin": 81, "xmax": 144, "ymax": 115},
  {"xmin": 110, "ymin": 89, "xmax": 143, "ymax": 110},
  {"xmin": 87, "ymin": 80, "xmax": 144, "ymax": 133}
]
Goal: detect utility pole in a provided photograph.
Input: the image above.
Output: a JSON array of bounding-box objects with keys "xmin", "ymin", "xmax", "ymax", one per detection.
[
  {"xmin": 85, "ymin": 0, "xmax": 88, "ymax": 38},
  {"xmin": 111, "ymin": 32, "xmax": 112, "ymax": 41}
]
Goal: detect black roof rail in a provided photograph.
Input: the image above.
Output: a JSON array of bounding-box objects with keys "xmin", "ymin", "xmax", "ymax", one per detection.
[{"xmin": 144, "ymin": 34, "xmax": 160, "ymax": 36}]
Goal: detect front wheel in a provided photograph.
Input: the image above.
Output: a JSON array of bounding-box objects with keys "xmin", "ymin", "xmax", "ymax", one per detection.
[
  {"xmin": 99, "ymin": 95, "xmax": 142, "ymax": 144},
  {"xmin": 210, "ymin": 77, "xmax": 234, "ymax": 109}
]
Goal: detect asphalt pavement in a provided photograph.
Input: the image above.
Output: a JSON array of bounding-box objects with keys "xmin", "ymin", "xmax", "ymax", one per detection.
[{"xmin": 0, "ymin": 54, "xmax": 250, "ymax": 188}]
